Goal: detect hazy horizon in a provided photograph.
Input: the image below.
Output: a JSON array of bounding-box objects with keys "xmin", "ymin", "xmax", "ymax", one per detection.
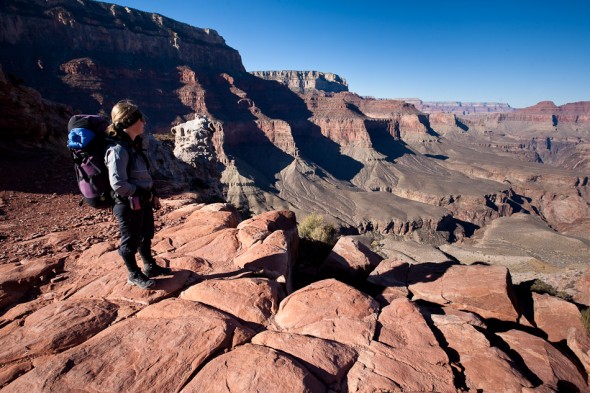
[{"xmin": 103, "ymin": 0, "xmax": 589, "ymax": 108}]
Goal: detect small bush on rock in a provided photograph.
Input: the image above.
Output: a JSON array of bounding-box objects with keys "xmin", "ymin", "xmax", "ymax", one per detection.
[
  {"xmin": 298, "ymin": 213, "xmax": 337, "ymax": 245},
  {"xmin": 295, "ymin": 214, "xmax": 338, "ymax": 289},
  {"xmin": 530, "ymin": 279, "xmax": 573, "ymax": 302},
  {"xmin": 581, "ymin": 308, "xmax": 590, "ymax": 333}
]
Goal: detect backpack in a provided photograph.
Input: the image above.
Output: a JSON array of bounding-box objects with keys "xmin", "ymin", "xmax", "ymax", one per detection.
[{"xmin": 67, "ymin": 114, "xmax": 115, "ymax": 208}]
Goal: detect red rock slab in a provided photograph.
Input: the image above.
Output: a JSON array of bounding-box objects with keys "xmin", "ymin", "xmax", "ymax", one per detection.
[
  {"xmin": 377, "ymin": 298, "xmax": 447, "ymax": 362},
  {"xmin": 321, "ymin": 236, "xmax": 382, "ymax": 279},
  {"xmin": 154, "ymin": 208, "xmax": 240, "ymax": 252},
  {"xmin": 274, "ymin": 279, "xmax": 379, "ymax": 347},
  {"xmin": 345, "ymin": 340, "xmax": 455, "ymax": 393},
  {"xmin": 374, "ymin": 286, "xmax": 409, "ymax": 306},
  {"xmin": 237, "ymin": 210, "xmax": 297, "ymax": 235},
  {"xmin": 367, "ymin": 258, "xmax": 409, "ymax": 287},
  {"xmin": 5, "ymin": 298, "xmax": 253, "ymax": 392},
  {"xmin": 58, "ymin": 245, "xmax": 121, "ymax": 297},
  {"xmin": 175, "ymin": 228, "xmax": 240, "ymax": 265},
  {"xmin": 182, "ymin": 344, "xmax": 326, "ymax": 393},
  {"xmin": 236, "ymin": 222, "xmax": 272, "ymax": 249},
  {"xmin": 135, "ymin": 298, "xmax": 256, "ymax": 347},
  {"xmin": 158, "ymin": 201, "xmax": 205, "ymax": 222},
  {"xmin": 498, "ymin": 329, "xmax": 588, "ymax": 392},
  {"xmin": 70, "ymin": 266, "xmax": 191, "ymax": 306},
  {"xmin": 0, "ymin": 256, "xmax": 64, "ymax": 309},
  {"xmin": 235, "ymin": 210, "xmax": 296, "ymax": 250},
  {"xmin": 410, "ymin": 264, "xmax": 520, "ymax": 322},
  {"xmin": 573, "ymin": 266, "xmax": 590, "ymax": 306},
  {"xmin": 234, "ymin": 230, "xmax": 291, "ymax": 280},
  {"xmin": 159, "ymin": 254, "xmax": 212, "ymax": 274},
  {"xmin": 567, "ymin": 327, "xmax": 590, "ymax": 378},
  {"xmin": 0, "ymin": 298, "xmax": 118, "ymax": 364},
  {"xmin": 432, "ymin": 314, "xmax": 533, "ymax": 392},
  {"xmin": 532, "ymin": 292, "xmax": 586, "ymax": 343},
  {"xmin": 251, "ymin": 330, "xmax": 357, "ymax": 386},
  {"xmin": 180, "ymin": 277, "xmax": 285, "ymax": 326},
  {"xmin": 0, "ymin": 361, "xmax": 32, "ymax": 389}
]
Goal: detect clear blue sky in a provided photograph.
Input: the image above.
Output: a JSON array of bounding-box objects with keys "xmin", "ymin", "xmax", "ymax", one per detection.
[{"xmin": 104, "ymin": 0, "xmax": 589, "ymax": 108}]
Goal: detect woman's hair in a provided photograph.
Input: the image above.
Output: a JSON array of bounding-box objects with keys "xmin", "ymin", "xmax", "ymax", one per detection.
[{"xmin": 106, "ymin": 100, "xmax": 144, "ymax": 136}]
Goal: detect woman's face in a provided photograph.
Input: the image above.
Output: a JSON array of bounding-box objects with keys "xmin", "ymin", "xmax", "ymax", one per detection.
[{"xmin": 126, "ymin": 116, "xmax": 145, "ymax": 138}]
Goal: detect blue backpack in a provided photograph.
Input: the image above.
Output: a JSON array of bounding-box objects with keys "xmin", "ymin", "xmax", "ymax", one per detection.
[{"xmin": 67, "ymin": 114, "xmax": 115, "ymax": 208}]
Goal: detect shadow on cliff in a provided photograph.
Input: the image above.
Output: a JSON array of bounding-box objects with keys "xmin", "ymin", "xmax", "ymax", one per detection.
[
  {"xmin": 195, "ymin": 72, "xmax": 293, "ymax": 191},
  {"xmin": 364, "ymin": 119, "xmax": 415, "ymax": 162},
  {"xmin": 232, "ymin": 74, "xmax": 364, "ymax": 182}
]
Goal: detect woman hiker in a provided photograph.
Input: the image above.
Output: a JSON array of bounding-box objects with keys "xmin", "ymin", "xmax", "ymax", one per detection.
[{"xmin": 105, "ymin": 100, "xmax": 171, "ymax": 289}]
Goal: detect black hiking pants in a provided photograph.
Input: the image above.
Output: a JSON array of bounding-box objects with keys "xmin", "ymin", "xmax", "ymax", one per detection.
[{"xmin": 113, "ymin": 202, "xmax": 155, "ymax": 272}]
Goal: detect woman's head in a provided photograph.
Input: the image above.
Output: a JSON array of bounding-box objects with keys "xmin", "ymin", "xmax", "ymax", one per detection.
[{"xmin": 106, "ymin": 100, "xmax": 145, "ymax": 138}]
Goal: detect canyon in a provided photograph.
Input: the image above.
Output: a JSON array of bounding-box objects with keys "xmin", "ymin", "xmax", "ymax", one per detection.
[{"xmin": 1, "ymin": 0, "xmax": 590, "ymax": 391}]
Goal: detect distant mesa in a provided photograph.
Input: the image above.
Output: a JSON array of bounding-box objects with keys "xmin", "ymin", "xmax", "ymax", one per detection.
[
  {"xmin": 397, "ymin": 99, "xmax": 515, "ymax": 116},
  {"xmin": 250, "ymin": 70, "xmax": 349, "ymax": 94}
]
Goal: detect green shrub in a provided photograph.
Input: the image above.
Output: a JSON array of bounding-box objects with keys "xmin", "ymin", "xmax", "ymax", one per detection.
[
  {"xmin": 529, "ymin": 279, "xmax": 573, "ymax": 302},
  {"xmin": 582, "ymin": 308, "xmax": 590, "ymax": 333},
  {"xmin": 295, "ymin": 214, "xmax": 338, "ymax": 289},
  {"xmin": 298, "ymin": 213, "xmax": 337, "ymax": 245}
]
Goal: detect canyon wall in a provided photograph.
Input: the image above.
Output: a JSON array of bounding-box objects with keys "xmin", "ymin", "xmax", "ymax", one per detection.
[
  {"xmin": 251, "ymin": 70, "xmax": 348, "ymax": 94},
  {"xmin": 0, "ymin": 0, "xmax": 244, "ymax": 132},
  {"xmin": 1, "ymin": 0, "xmax": 589, "ymax": 242},
  {"xmin": 401, "ymin": 99, "xmax": 515, "ymax": 115}
]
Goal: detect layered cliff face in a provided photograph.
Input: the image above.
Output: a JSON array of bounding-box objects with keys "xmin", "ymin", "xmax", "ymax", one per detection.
[
  {"xmin": 2, "ymin": 0, "xmax": 589, "ymax": 244},
  {"xmin": 0, "ymin": 65, "xmax": 72, "ymax": 148},
  {"xmin": 430, "ymin": 101, "xmax": 590, "ymax": 171},
  {"xmin": 250, "ymin": 70, "xmax": 348, "ymax": 94},
  {"xmin": 403, "ymin": 99, "xmax": 515, "ymax": 115},
  {"xmin": 0, "ymin": 0, "xmax": 244, "ymax": 132}
]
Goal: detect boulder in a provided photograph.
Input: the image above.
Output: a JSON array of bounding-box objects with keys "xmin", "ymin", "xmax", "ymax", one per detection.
[
  {"xmin": 567, "ymin": 327, "xmax": 590, "ymax": 377},
  {"xmin": 574, "ymin": 266, "xmax": 590, "ymax": 306},
  {"xmin": 374, "ymin": 285, "xmax": 409, "ymax": 306},
  {"xmin": 366, "ymin": 258, "xmax": 409, "ymax": 287},
  {"xmin": 236, "ymin": 210, "xmax": 298, "ymax": 249},
  {"xmin": 182, "ymin": 344, "xmax": 326, "ymax": 392},
  {"xmin": 0, "ymin": 299, "xmax": 118, "ymax": 364},
  {"xmin": 345, "ymin": 340, "xmax": 455, "ymax": 393},
  {"xmin": 498, "ymin": 329, "xmax": 588, "ymax": 392},
  {"xmin": 432, "ymin": 314, "xmax": 533, "ymax": 392},
  {"xmin": 321, "ymin": 237, "xmax": 382, "ymax": 279},
  {"xmin": 0, "ymin": 257, "xmax": 64, "ymax": 310},
  {"xmin": 251, "ymin": 330, "xmax": 357, "ymax": 386},
  {"xmin": 234, "ymin": 230, "xmax": 291, "ymax": 282},
  {"xmin": 5, "ymin": 299, "xmax": 254, "ymax": 392},
  {"xmin": 377, "ymin": 298, "xmax": 444, "ymax": 355},
  {"xmin": 344, "ymin": 298, "xmax": 456, "ymax": 392},
  {"xmin": 172, "ymin": 228, "xmax": 241, "ymax": 272},
  {"xmin": 153, "ymin": 207, "xmax": 240, "ymax": 253},
  {"xmin": 71, "ymin": 267, "xmax": 191, "ymax": 306},
  {"xmin": 532, "ymin": 292, "xmax": 586, "ymax": 342},
  {"xmin": 274, "ymin": 279, "xmax": 379, "ymax": 347},
  {"xmin": 410, "ymin": 264, "xmax": 521, "ymax": 322},
  {"xmin": 180, "ymin": 277, "xmax": 285, "ymax": 326}
]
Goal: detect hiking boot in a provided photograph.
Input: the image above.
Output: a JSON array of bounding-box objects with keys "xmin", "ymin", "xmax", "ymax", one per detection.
[
  {"xmin": 142, "ymin": 263, "xmax": 172, "ymax": 278},
  {"xmin": 127, "ymin": 272, "xmax": 156, "ymax": 289}
]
